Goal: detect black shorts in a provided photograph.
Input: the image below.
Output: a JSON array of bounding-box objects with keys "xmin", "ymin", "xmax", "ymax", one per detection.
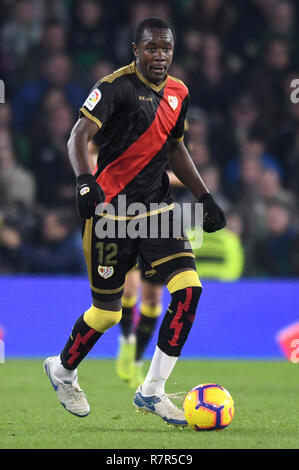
[{"xmin": 82, "ymin": 209, "xmax": 197, "ymax": 301}]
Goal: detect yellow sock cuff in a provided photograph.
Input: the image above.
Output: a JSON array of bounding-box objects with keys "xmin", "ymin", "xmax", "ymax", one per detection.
[
  {"xmin": 140, "ymin": 302, "xmax": 162, "ymax": 318},
  {"xmin": 122, "ymin": 295, "xmax": 138, "ymax": 309},
  {"xmin": 83, "ymin": 305, "xmax": 122, "ymax": 333},
  {"xmin": 167, "ymin": 270, "xmax": 202, "ymax": 294}
]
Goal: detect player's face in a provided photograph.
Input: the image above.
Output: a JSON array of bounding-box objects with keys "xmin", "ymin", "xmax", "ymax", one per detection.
[{"xmin": 133, "ymin": 28, "xmax": 174, "ymax": 86}]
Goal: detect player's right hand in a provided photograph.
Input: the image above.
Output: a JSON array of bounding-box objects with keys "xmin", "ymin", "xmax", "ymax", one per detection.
[
  {"xmin": 198, "ymin": 192, "xmax": 226, "ymax": 233},
  {"xmin": 76, "ymin": 174, "xmax": 105, "ymax": 219}
]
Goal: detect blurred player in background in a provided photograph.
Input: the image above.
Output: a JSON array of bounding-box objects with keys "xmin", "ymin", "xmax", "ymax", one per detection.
[
  {"xmin": 44, "ymin": 17, "xmax": 226, "ymax": 426},
  {"xmin": 116, "ymin": 269, "xmax": 163, "ymax": 389}
]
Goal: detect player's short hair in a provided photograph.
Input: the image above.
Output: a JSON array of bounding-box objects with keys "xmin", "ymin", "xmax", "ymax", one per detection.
[{"xmin": 133, "ymin": 16, "xmax": 175, "ymax": 45}]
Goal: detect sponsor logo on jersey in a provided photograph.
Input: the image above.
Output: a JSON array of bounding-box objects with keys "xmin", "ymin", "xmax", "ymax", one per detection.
[
  {"xmin": 139, "ymin": 96, "xmax": 153, "ymax": 102},
  {"xmin": 84, "ymin": 88, "xmax": 102, "ymax": 111}
]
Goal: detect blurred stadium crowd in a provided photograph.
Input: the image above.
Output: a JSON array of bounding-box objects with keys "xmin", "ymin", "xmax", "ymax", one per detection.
[{"xmin": 0, "ymin": 0, "xmax": 299, "ymax": 278}]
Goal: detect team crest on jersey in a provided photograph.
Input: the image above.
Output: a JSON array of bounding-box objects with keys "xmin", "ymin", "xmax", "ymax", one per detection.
[
  {"xmin": 98, "ymin": 265, "xmax": 114, "ymax": 279},
  {"xmin": 84, "ymin": 88, "xmax": 102, "ymax": 111},
  {"xmin": 168, "ymin": 95, "xmax": 178, "ymax": 111}
]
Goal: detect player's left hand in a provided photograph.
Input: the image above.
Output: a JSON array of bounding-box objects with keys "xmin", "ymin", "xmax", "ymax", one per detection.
[
  {"xmin": 198, "ymin": 193, "xmax": 226, "ymax": 233},
  {"xmin": 76, "ymin": 173, "xmax": 105, "ymax": 219}
]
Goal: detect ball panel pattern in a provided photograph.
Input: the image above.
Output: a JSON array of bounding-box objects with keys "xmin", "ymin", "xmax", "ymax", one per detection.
[{"xmin": 183, "ymin": 383, "xmax": 235, "ymax": 431}]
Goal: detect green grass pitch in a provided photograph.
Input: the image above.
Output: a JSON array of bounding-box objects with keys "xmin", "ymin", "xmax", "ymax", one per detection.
[{"xmin": 0, "ymin": 359, "xmax": 298, "ymax": 449}]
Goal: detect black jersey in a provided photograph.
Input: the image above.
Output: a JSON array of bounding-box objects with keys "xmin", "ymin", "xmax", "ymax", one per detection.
[{"xmin": 79, "ymin": 61, "xmax": 189, "ymax": 210}]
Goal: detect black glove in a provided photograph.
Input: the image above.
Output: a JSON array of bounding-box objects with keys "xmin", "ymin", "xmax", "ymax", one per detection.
[
  {"xmin": 76, "ymin": 174, "xmax": 105, "ymax": 219},
  {"xmin": 198, "ymin": 193, "xmax": 226, "ymax": 233}
]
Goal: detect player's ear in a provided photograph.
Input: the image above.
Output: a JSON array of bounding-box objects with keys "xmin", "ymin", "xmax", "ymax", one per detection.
[{"xmin": 132, "ymin": 42, "xmax": 138, "ymax": 59}]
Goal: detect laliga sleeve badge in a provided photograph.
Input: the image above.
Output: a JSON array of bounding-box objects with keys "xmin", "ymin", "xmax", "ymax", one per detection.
[
  {"xmin": 84, "ymin": 88, "xmax": 102, "ymax": 111},
  {"xmin": 98, "ymin": 265, "xmax": 114, "ymax": 279}
]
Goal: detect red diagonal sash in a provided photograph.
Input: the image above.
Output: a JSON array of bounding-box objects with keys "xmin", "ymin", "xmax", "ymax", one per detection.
[{"xmin": 96, "ymin": 77, "xmax": 187, "ymax": 203}]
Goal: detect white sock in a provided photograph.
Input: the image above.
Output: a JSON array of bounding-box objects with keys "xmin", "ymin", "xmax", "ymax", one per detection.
[
  {"xmin": 120, "ymin": 334, "xmax": 136, "ymax": 344},
  {"xmin": 142, "ymin": 346, "xmax": 178, "ymax": 396},
  {"xmin": 52, "ymin": 355, "xmax": 76, "ymax": 382}
]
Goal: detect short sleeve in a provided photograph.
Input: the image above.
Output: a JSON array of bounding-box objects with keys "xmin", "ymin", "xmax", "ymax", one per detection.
[
  {"xmin": 79, "ymin": 80, "xmax": 122, "ymax": 130},
  {"xmin": 171, "ymin": 94, "xmax": 189, "ymax": 142}
]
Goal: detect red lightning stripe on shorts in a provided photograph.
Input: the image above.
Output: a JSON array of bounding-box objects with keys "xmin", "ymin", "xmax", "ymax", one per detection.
[{"xmin": 168, "ymin": 287, "xmax": 193, "ymax": 347}]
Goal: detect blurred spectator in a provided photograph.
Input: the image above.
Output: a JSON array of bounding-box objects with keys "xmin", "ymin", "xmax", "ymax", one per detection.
[
  {"xmin": 180, "ymin": 29, "xmax": 202, "ymax": 75},
  {"xmin": 171, "ymin": 139, "xmax": 215, "ymax": 208},
  {"xmin": 262, "ymin": 0, "xmax": 298, "ymax": 41},
  {"xmin": 238, "ymin": 154, "xmax": 264, "ymax": 197},
  {"xmin": 0, "ymin": 103, "xmax": 12, "ymax": 129},
  {"xmin": 199, "ymin": 163, "xmax": 231, "ymax": 212},
  {"xmin": 254, "ymin": 200, "xmax": 299, "ymax": 276},
  {"xmin": 230, "ymin": 147, "xmax": 266, "ymax": 246},
  {"xmin": 12, "ymin": 52, "xmax": 85, "ymax": 131},
  {"xmin": 220, "ymin": 93, "xmax": 265, "ymax": 159},
  {"xmin": 30, "ymin": 103, "xmax": 75, "ymax": 207},
  {"xmin": 168, "ymin": 62, "xmax": 190, "ymax": 85},
  {"xmin": 189, "ymin": 33, "xmax": 241, "ymax": 118},
  {"xmin": 0, "ymin": 101, "xmax": 31, "ymax": 166},
  {"xmin": 237, "ymin": 0, "xmax": 297, "ymax": 63},
  {"xmin": 184, "ymin": 0, "xmax": 237, "ymax": 37},
  {"xmin": 39, "ymin": 86, "xmax": 70, "ymax": 114},
  {"xmin": 249, "ymin": 35, "xmax": 294, "ymax": 128},
  {"xmin": 225, "ymin": 205, "xmax": 257, "ymax": 278},
  {"xmin": 0, "ymin": 207, "xmax": 86, "ymax": 274},
  {"xmin": 255, "ymin": 0, "xmax": 280, "ymax": 20},
  {"xmin": 257, "ymin": 168, "xmax": 296, "ymax": 210},
  {"xmin": 189, "ymin": 141, "xmax": 212, "ymax": 170},
  {"xmin": 30, "ymin": 86, "xmax": 72, "ymax": 140},
  {"xmin": 185, "ymin": 105, "xmax": 234, "ymax": 174},
  {"xmin": 152, "ymin": 1, "xmax": 172, "ymax": 21},
  {"xmin": 21, "ymin": 18, "xmax": 69, "ymax": 80},
  {"xmin": 70, "ymin": 0, "xmax": 110, "ymax": 72},
  {"xmin": 0, "ymin": 129, "xmax": 35, "ymax": 208},
  {"xmin": 186, "ymin": 107, "xmax": 209, "ymax": 144},
  {"xmin": 1, "ymin": 0, "xmax": 43, "ymax": 76},
  {"xmin": 115, "ymin": 1, "xmax": 150, "ymax": 64},
  {"xmin": 88, "ymin": 60, "xmax": 115, "ymax": 89},
  {"xmin": 226, "ymin": 209, "xmax": 244, "ymax": 240},
  {"xmin": 187, "ymin": 223, "xmax": 244, "ymax": 281},
  {"xmin": 168, "ymin": 107, "xmax": 208, "ymax": 205},
  {"xmin": 226, "ymin": 136, "xmax": 283, "ymax": 197},
  {"xmin": 236, "ymin": 165, "xmax": 297, "ymax": 268}
]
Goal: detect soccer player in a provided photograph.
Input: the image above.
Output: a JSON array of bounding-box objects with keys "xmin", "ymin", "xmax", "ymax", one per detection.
[
  {"xmin": 116, "ymin": 270, "xmax": 163, "ymax": 389},
  {"xmin": 44, "ymin": 17, "xmax": 226, "ymax": 426}
]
